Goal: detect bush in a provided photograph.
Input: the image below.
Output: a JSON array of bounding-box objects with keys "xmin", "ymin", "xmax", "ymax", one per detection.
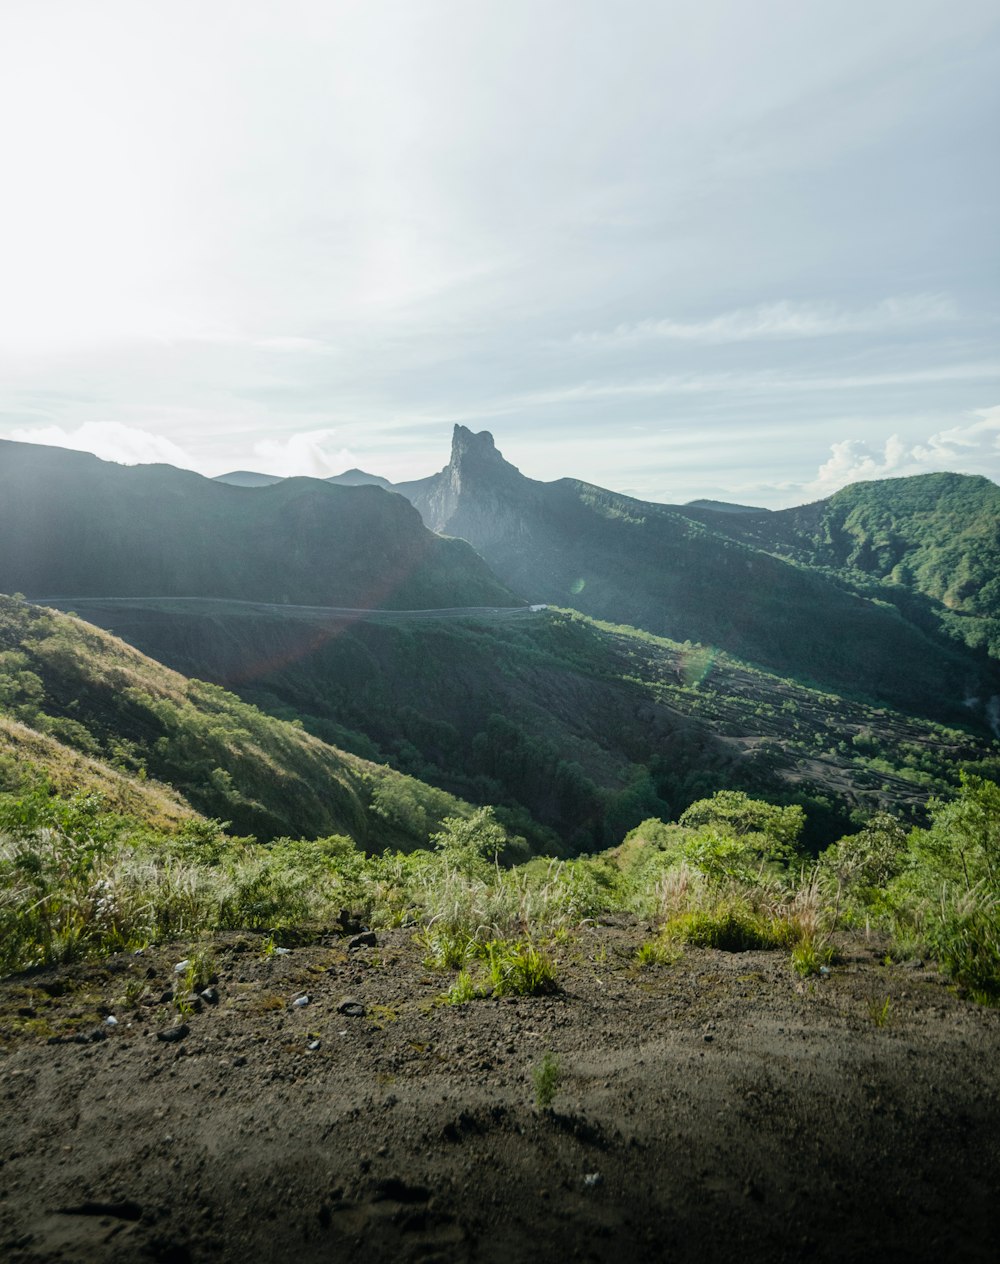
[{"xmin": 664, "ymin": 902, "xmax": 798, "ymax": 952}]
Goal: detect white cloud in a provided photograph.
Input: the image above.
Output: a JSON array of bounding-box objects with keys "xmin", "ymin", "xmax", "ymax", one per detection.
[
  {"xmin": 251, "ymin": 430, "xmax": 356, "ymax": 478},
  {"xmin": 7, "ymin": 421, "xmax": 195, "ymax": 468},
  {"xmin": 573, "ymin": 294, "xmax": 957, "ymax": 347},
  {"xmin": 805, "ymin": 405, "xmax": 1000, "ymax": 498},
  {"xmin": 255, "ymin": 337, "xmax": 330, "ymax": 353}
]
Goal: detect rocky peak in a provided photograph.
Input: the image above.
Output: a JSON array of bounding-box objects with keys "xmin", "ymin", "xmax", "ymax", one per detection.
[{"xmin": 448, "ymin": 425, "xmax": 512, "ymax": 478}]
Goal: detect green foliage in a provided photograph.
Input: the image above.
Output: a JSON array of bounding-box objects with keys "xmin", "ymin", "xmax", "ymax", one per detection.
[
  {"xmin": 484, "ymin": 938, "xmax": 558, "ymax": 997},
  {"xmin": 431, "ymin": 806, "xmax": 516, "ymax": 876},
  {"xmin": 664, "ymin": 902, "xmax": 799, "ymax": 952},
  {"xmin": 533, "ymin": 1051, "xmax": 562, "ymax": 1109},
  {"xmin": 923, "ymin": 886, "xmax": 1000, "ymax": 1005},
  {"xmin": 440, "ymin": 968, "xmax": 485, "ymax": 1005},
  {"xmin": 635, "ymin": 936, "xmax": 682, "ymax": 968},
  {"xmin": 790, "ymin": 937, "xmax": 834, "ymax": 977},
  {"xmin": 679, "ymin": 790, "xmax": 805, "ymax": 848}
]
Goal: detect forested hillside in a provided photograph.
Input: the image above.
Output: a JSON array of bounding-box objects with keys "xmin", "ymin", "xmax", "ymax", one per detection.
[
  {"xmin": 696, "ymin": 472, "xmax": 1000, "ymax": 660},
  {"xmin": 0, "ymin": 439, "xmax": 517, "ymax": 609}
]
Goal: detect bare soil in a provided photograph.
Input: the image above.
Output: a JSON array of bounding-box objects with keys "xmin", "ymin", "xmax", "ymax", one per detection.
[{"xmin": 1, "ymin": 918, "xmax": 998, "ymax": 1263}]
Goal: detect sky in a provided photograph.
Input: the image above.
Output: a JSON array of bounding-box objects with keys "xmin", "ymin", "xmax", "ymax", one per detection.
[{"xmin": 0, "ymin": 0, "xmax": 998, "ymax": 508}]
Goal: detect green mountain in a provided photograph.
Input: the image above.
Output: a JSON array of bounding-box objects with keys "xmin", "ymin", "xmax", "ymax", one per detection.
[
  {"xmin": 394, "ymin": 427, "xmax": 998, "ymax": 724},
  {"xmin": 46, "ymin": 597, "xmax": 997, "ymax": 852},
  {"xmin": 0, "ymin": 595, "xmax": 470, "ymax": 847},
  {"xmin": 695, "ymin": 472, "xmax": 1000, "ymax": 661},
  {"xmin": 0, "ymin": 439, "xmax": 517, "ymax": 609}
]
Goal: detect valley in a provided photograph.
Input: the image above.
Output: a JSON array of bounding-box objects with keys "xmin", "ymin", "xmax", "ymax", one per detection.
[{"xmin": 1, "ymin": 435, "xmax": 999, "ymax": 1264}]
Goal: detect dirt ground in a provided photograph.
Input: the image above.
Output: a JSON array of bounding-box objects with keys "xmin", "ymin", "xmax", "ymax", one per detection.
[{"xmin": 1, "ymin": 917, "xmax": 998, "ymax": 1263}]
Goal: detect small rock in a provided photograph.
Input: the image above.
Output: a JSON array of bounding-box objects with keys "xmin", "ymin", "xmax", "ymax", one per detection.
[
  {"xmin": 904, "ymin": 958, "xmax": 925, "ymax": 971},
  {"xmin": 292, "ymin": 995, "xmax": 311, "ymax": 1009},
  {"xmin": 233, "ymin": 1055, "xmax": 247, "ymax": 1068},
  {"xmin": 348, "ymin": 931, "xmax": 377, "ymax": 950},
  {"xmin": 703, "ymin": 1033, "xmax": 714, "ymax": 1043},
  {"xmin": 337, "ymin": 998, "xmax": 366, "ymax": 1018},
  {"xmin": 104, "ymin": 1015, "xmax": 119, "ymax": 1027},
  {"xmin": 159, "ymin": 990, "xmax": 174, "ymax": 1004},
  {"xmin": 307, "ymin": 1040, "xmax": 321, "ymax": 1051},
  {"xmin": 157, "ymin": 1024, "xmax": 190, "ymax": 1044},
  {"xmin": 173, "ymin": 960, "xmax": 191, "ymax": 975},
  {"xmin": 582, "ymin": 1172, "xmax": 603, "ymax": 1189},
  {"xmin": 200, "ymin": 987, "xmax": 219, "ymax": 1005},
  {"xmin": 274, "ymin": 946, "xmax": 292, "ymax": 956}
]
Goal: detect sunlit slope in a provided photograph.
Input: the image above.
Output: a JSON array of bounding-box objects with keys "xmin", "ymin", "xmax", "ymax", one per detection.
[
  {"xmin": 54, "ymin": 598, "xmax": 997, "ymax": 852},
  {"xmin": 0, "ymin": 596, "xmax": 469, "ymax": 846},
  {"xmin": 396, "ymin": 428, "xmax": 998, "ymax": 720},
  {"xmin": 697, "ymin": 473, "xmax": 1000, "ymax": 660},
  {"xmin": 0, "ymin": 439, "xmax": 518, "ymax": 609}
]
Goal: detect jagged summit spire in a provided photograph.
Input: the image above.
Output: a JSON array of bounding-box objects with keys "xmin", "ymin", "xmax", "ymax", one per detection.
[
  {"xmin": 448, "ymin": 425, "xmax": 519, "ymax": 479},
  {"xmin": 451, "ymin": 424, "xmax": 497, "ymax": 457}
]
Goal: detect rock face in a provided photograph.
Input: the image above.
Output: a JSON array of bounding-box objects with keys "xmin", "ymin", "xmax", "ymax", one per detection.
[{"xmin": 397, "ymin": 427, "xmax": 538, "ymax": 554}]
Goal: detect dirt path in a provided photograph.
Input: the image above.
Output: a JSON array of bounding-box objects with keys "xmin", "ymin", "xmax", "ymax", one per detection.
[{"xmin": 1, "ymin": 918, "xmax": 998, "ymax": 1263}]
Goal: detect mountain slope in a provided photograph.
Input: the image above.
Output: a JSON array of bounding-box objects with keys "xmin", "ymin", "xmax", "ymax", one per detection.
[
  {"xmin": 395, "ymin": 427, "xmax": 997, "ymax": 722},
  {"xmin": 48, "ymin": 597, "xmax": 998, "ymax": 852},
  {"xmin": 0, "ymin": 595, "xmax": 471, "ymax": 847},
  {"xmin": 0, "ymin": 439, "xmax": 517, "ymax": 609},
  {"xmin": 699, "ymin": 472, "xmax": 1000, "ymax": 659}
]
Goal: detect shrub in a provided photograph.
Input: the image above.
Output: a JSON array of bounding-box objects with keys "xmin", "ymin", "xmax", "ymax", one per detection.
[
  {"xmin": 485, "ymin": 938, "xmax": 558, "ymax": 997},
  {"xmin": 533, "ymin": 1051, "xmax": 562, "ymax": 1109},
  {"xmin": 664, "ymin": 902, "xmax": 798, "ymax": 952}
]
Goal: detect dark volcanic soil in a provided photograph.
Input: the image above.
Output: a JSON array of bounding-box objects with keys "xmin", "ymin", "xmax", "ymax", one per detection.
[{"xmin": 1, "ymin": 918, "xmax": 998, "ymax": 1263}]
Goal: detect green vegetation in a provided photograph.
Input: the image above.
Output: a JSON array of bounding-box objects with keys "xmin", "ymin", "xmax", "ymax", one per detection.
[
  {"xmin": 0, "ymin": 595, "xmax": 475, "ymax": 848},
  {"xmin": 533, "ymin": 1051, "xmax": 562, "ymax": 1110},
  {"xmin": 0, "ymin": 437, "xmax": 517, "ymax": 610},
  {"xmin": 721, "ymin": 472, "xmax": 1000, "ymax": 661},
  {"xmin": 61, "ymin": 597, "xmax": 997, "ymax": 855},
  {"xmin": 402, "ymin": 428, "xmax": 1000, "ymax": 719},
  {"xmin": 4, "ymin": 777, "xmax": 998, "ymax": 1010}
]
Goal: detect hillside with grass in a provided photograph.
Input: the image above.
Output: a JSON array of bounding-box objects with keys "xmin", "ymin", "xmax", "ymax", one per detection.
[
  {"xmin": 0, "ymin": 439, "xmax": 518, "ymax": 609},
  {"xmin": 696, "ymin": 472, "xmax": 1000, "ymax": 661},
  {"xmin": 0, "ymin": 595, "xmax": 471, "ymax": 849},
  {"xmin": 393, "ymin": 427, "xmax": 999, "ymax": 724},
  {"xmin": 48, "ymin": 597, "xmax": 998, "ymax": 856}
]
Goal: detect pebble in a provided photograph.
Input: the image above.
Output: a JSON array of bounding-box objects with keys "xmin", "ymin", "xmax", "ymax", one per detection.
[
  {"xmin": 156, "ymin": 1024, "xmax": 190, "ymax": 1044},
  {"xmin": 348, "ymin": 932, "xmax": 377, "ymax": 951},
  {"xmin": 173, "ymin": 960, "xmax": 191, "ymax": 975},
  {"xmin": 274, "ymin": 947, "xmax": 292, "ymax": 956},
  {"xmin": 104, "ymin": 1015, "xmax": 118, "ymax": 1027},
  {"xmin": 307, "ymin": 1040, "xmax": 321, "ymax": 1051},
  {"xmin": 292, "ymin": 995, "xmax": 311, "ymax": 1009},
  {"xmin": 582, "ymin": 1172, "xmax": 603, "ymax": 1189},
  {"xmin": 200, "ymin": 987, "xmax": 219, "ymax": 1005},
  {"xmin": 337, "ymin": 998, "xmax": 366, "ymax": 1018}
]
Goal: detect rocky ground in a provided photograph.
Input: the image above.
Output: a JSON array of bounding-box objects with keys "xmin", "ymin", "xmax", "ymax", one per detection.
[{"xmin": 1, "ymin": 917, "xmax": 998, "ymax": 1263}]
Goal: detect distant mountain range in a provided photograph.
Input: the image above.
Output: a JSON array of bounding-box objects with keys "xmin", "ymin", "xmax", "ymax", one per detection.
[
  {"xmin": 2, "ymin": 429, "xmax": 998, "ymax": 850},
  {"xmin": 215, "ymin": 466, "xmax": 394, "ymax": 490},
  {"xmin": 0, "ymin": 438, "xmax": 516, "ymax": 609}
]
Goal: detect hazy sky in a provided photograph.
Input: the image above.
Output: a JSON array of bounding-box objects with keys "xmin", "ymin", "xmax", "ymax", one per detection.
[{"xmin": 1, "ymin": 0, "xmax": 997, "ymax": 507}]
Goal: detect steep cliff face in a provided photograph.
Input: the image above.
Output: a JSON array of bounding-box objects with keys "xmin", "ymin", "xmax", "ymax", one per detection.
[{"xmin": 396, "ymin": 426, "xmax": 540, "ymax": 549}]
